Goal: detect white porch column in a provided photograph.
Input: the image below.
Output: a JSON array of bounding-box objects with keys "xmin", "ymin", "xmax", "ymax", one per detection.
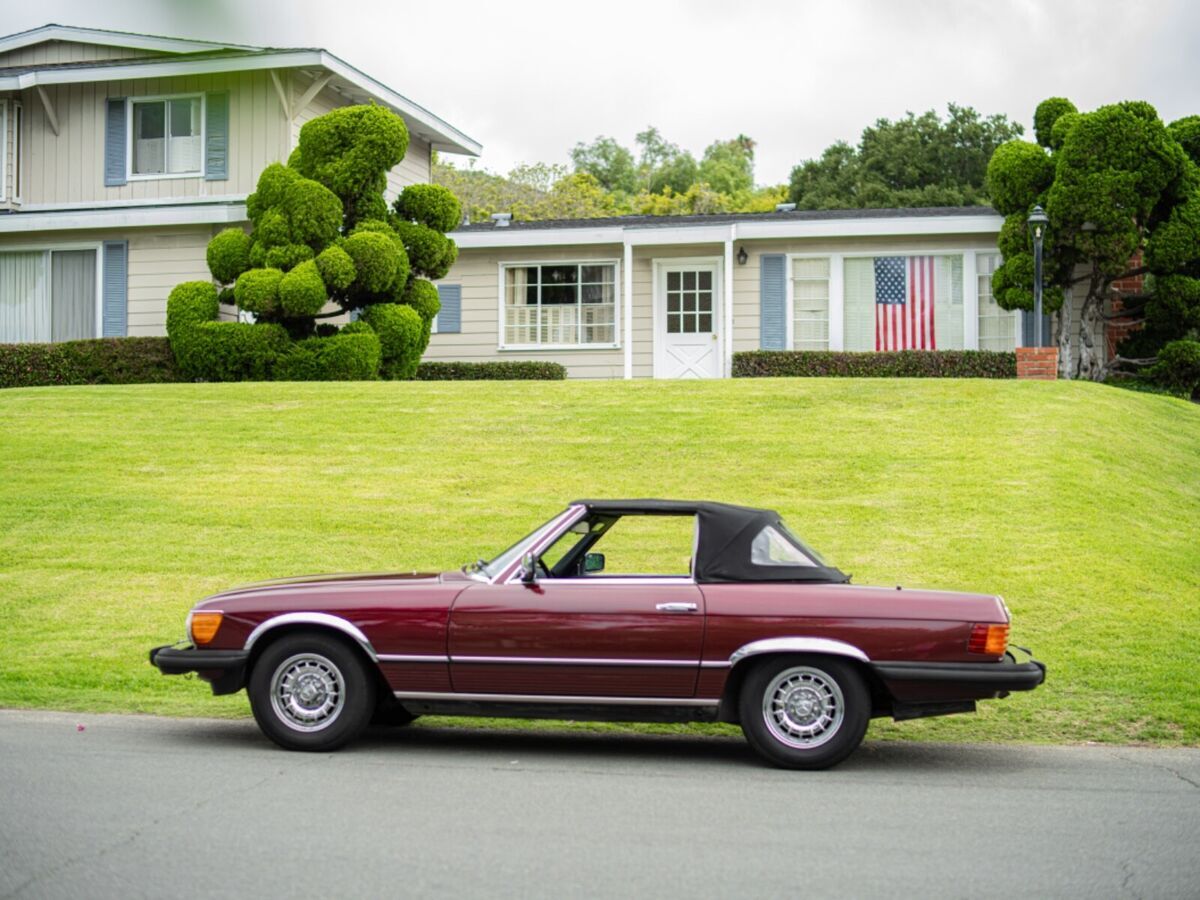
[
  {"xmin": 963, "ymin": 251, "xmax": 979, "ymax": 350},
  {"xmin": 724, "ymin": 226, "xmax": 735, "ymax": 377},
  {"xmin": 623, "ymin": 238, "xmax": 633, "ymax": 379}
]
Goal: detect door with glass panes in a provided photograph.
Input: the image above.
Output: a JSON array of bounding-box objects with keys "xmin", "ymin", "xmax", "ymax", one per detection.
[{"xmin": 655, "ymin": 262, "xmax": 721, "ymax": 378}]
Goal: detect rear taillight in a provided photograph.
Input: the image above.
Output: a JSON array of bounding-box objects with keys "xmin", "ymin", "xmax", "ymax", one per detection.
[{"xmin": 969, "ymin": 623, "xmax": 1009, "ymax": 656}]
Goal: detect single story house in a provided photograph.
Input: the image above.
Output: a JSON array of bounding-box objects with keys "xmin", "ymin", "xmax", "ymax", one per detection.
[{"xmin": 428, "ymin": 207, "xmax": 1063, "ymax": 379}]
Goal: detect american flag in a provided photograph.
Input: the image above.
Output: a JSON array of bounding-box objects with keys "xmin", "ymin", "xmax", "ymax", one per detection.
[{"xmin": 874, "ymin": 256, "xmax": 936, "ymax": 351}]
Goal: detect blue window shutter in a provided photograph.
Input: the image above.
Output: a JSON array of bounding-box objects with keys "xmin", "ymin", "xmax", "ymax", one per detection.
[
  {"xmin": 436, "ymin": 284, "xmax": 461, "ymax": 333},
  {"xmin": 104, "ymin": 98, "xmax": 127, "ymax": 187},
  {"xmin": 759, "ymin": 254, "xmax": 786, "ymax": 350},
  {"xmin": 205, "ymin": 92, "xmax": 229, "ymax": 181},
  {"xmin": 102, "ymin": 241, "xmax": 128, "ymax": 337}
]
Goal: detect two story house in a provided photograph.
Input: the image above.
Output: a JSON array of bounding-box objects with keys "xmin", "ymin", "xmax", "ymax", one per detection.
[{"xmin": 0, "ymin": 23, "xmax": 479, "ymax": 343}]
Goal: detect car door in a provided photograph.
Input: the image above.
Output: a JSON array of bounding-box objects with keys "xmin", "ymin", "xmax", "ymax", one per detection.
[{"xmin": 447, "ymin": 578, "xmax": 705, "ymax": 698}]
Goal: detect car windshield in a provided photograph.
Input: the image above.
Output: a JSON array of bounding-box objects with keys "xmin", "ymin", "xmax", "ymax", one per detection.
[{"xmin": 465, "ymin": 510, "xmax": 570, "ymax": 579}]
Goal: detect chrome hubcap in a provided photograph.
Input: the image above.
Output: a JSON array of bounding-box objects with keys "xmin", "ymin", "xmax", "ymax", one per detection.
[
  {"xmin": 762, "ymin": 666, "xmax": 845, "ymax": 750},
  {"xmin": 270, "ymin": 653, "xmax": 345, "ymax": 733}
]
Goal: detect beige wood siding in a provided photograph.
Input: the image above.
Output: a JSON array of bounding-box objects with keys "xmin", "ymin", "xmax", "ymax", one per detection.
[
  {"xmin": 0, "ymin": 224, "xmax": 216, "ymax": 336},
  {"xmin": 291, "ymin": 78, "xmax": 432, "ymax": 201},
  {"xmin": 19, "ymin": 71, "xmax": 290, "ymax": 206},
  {"xmin": 0, "ymin": 41, "xmax": 164, "ymax": 68},
  {"xmin": 732, "ymin": 234, "xmax": 1000, "ymax": 353},
  {"xmin": 631, "ymin": 243, "xmax": 725, "ymax": 377},
  {"xmin": 427, "ymin": 244, "xmax": 629, "ymax": 379}
]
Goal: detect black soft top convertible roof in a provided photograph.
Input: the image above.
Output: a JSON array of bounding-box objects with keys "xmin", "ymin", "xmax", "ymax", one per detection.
[{"xmin": 569, "ymin": 499, "xmax": 849, "ymax": 584}]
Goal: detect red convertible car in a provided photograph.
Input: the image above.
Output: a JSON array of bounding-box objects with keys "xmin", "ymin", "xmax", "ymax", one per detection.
[{"xmin": 150, "ymin": 500, "xmax": 1045, "ymax": 769}]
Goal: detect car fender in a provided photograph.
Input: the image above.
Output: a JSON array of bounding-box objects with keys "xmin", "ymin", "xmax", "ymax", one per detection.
[
  {"xmin": 728, "ymin": 637, "xmax": 871, "ymax": 667},
  {"xmin": 243, "ymin": 612, "xmax": 379, "ymax": 662}
]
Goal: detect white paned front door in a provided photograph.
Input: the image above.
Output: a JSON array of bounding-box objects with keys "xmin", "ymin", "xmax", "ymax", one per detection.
[{"xmin": 654, "ymin": 261, "xmax": 722, "ymax": 378}]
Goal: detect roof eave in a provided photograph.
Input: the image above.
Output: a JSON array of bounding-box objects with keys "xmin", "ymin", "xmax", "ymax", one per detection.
[
  {"xmin": 452, "ymin": 213, "xmax": 1004, "ymax": 248},
  {"xmin": 0, "ymin": 23, "xmax": 262, "ymax": 56},
  {"xmin": 0, "ymin": 48, "xmax": 481, "ymax": 158}
]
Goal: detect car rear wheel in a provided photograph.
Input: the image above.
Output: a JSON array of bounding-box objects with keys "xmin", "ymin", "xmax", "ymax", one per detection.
[
  {"xmin": 248, "ymin": 632, "xmax": 375, "ymax": 752},
  {"xmin": 739, "ymin": 656, "xmax": 869, "ymax": 770}
]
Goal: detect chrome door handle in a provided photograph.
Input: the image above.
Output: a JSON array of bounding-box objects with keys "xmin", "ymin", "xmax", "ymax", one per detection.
[{"xmin": 655, "ymin": 602, "xmax": 698, "ymax": 613}]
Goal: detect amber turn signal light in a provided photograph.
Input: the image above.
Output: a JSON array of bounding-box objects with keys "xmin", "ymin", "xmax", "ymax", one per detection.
[
  {"xmin": 968, "ymin": 623, "xmax": 1009, "ymax": 655},
  {"xmin": 190, "ymin": 612, "xmax": 223, "ymax": 645}
]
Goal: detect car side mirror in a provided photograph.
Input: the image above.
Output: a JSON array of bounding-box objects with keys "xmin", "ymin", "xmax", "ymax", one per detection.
[
  {"xmin": 583, "ymin": 552, "xmax": 605, "ymax": 573},
  {"xmin": 519, "ymin": 552, "xmax": 538, "ymax": 584}
]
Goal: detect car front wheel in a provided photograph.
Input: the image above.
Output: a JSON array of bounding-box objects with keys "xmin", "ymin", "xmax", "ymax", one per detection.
[
  {"xmin": 248, "ymin": 632, "xmax": 376, "ymax": 752},
  {"xmin": 739, "ymin": 656, "xmax": 869, "ymax": 770}
]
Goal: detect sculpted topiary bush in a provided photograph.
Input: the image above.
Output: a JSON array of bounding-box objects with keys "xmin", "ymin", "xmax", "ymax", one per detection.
[{"xmin": 166, "ymin": 104, "xmax": 460, "ymax": 380}]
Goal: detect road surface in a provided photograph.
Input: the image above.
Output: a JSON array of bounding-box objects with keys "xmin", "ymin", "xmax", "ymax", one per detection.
[{"xmin": 1, "ymin": 709, "xmax": 1197, "ymax": 899}]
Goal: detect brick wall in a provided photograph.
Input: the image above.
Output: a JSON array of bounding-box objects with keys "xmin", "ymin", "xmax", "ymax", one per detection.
[
  {"xmin": 1016, "ymin": 347, "xmax": 1059, "ymax": 380},
  {"xmin": 1106, "ymin": 254, "xmax": 1144, "ymax": 357}
]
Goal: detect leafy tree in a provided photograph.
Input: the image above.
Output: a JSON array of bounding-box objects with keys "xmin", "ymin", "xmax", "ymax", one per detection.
[
  {"xmin": 788, "ymin": 104, "xmax": 1024, "ymax": 209},
  {"xmin": 168, "ymin": 104, "xmax": 460, "ymax": 381},
  {"xmin": 698, "ymin": 134, "xmax": 755, "ymax": 195},
  {"xmin": 985, "ymin": 97, "xmax": 1200, "ymax": 380},
  {"xmin": 636, "ymin": 127, "xmax": 698, "ymax": 194},
  {"xmin": 570, "ymin": 136, "xmax": 638, "ymax": 194}
]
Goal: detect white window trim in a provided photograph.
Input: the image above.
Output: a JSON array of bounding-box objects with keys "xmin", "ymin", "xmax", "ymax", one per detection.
[
  {"xmin": 796, "ymin": 246, "xmax": 996, "ymax": 352},
  {"xmin": 496, "ymin": 259, "xmax": 622, "ymax": 352},
  {"xmin": 0, "ymin": 241, "xmax": 105, "ymax": 339},
  {"xmin": 126, "ymin": 93, "xmax": 206, "ymax": 182},
  {"xmin": 784, "ymin": 252, "xmax": 836, "ymax": 352}
]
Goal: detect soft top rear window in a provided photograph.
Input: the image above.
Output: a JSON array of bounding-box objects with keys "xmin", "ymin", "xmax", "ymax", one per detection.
[{"xmin": 751, "ymin": 524, "xmax": 824, "ymax": 567}]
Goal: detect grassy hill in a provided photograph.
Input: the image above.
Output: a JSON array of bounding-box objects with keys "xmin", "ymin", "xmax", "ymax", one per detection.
[{"xmin": 0, "ymin": 378, "xmax": 1196, "ymax": 745}]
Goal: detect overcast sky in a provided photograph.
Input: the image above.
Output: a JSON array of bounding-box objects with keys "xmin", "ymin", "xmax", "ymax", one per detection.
[{"xmin": 11, "ymin": 0, "xmax": 1200, "ymax": 185}]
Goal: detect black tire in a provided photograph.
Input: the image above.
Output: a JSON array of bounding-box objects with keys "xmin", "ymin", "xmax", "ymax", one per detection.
[
  {"xmin": 248, "ymin": 631, "xmax": 376, "ymax": 752},
  {"xmin": 738, "ymin": 656, "xmax": 870, "ymax": 770}
]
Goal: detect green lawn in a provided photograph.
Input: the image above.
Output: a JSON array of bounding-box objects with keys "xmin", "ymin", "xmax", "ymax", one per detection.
[{"xmin": 0, "ymin": 378, "xmax": 1197, "ymax": 746}]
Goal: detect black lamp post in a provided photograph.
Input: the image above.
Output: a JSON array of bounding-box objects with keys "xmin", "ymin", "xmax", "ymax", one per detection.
[{"xmin": 1027, "ymin": 205, "xmax": 1049, "ymax": 346}]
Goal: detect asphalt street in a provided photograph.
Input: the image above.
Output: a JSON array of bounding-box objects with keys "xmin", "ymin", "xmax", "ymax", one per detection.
[{"xmin": 1, "ymin": 709, "xmax": 1197, "ymax": 899}]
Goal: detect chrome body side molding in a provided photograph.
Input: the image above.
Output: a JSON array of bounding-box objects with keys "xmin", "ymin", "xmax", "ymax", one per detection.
[
  {"xmin": 380, "ymin": 654, "xmax": 729, "ymax": 669},
  {"xmin": 243, "ymin": 612, "xmax": 379, "ymax": 661},
  {"xmin": 728, "ymin": 637, "xmax": 870, "ymax": 666},
  {"xmin": 393, "ymin": 690, "xmax": 719, "ymax": 707}
]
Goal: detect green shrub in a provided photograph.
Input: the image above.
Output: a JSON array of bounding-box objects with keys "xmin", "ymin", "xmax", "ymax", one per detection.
[
  {"xmin": 732, "ymin": 351, "xmax": 1017, "ymax": 379},
  {"xmin": 361, "ymin": 302, "xmax": 423, "ymax": 379},
  {"xmin": 343, "ymin": 230, "xmax": 407, "ymax": 297},
  {"xmin": 316, "ymin": 245, "xmax": 356, "ymax": 291},
  {"xmin": 234, "ymin": 268, "xmax": 284, "ymax": 316},
  {"xmin": 403, "ymin": 278, "xmax": 441, "ymax": 322},
  {"xmin": 1168, "ymin": 115, "xmax": 1200, "ymax": 166},
  {"xmin": 0, "ymin": 338, "xmax": 180, "ymax": 388},
  {"xmin": 262, "ymin": 242, "xmax": 314, "ymax": 271},
  {"xmin": 1033, "ymin": 97, "xmax": 1077, "ymax": 149},
  {"xmin": 985, "ymin": 141, "xmax": 1055, "ymax": 216},
  {"xmin": 278, "ymin": 260, "xmax": 329, "ymax": 317},
  {"xmin": 165, "ymin": 281, "xmax": 219, "ymax": 341},
  {"xmin": 283, "ymin": 178, "xmax": 343, "ymax": 249},
  {"xmin": 274, "ymin": 331, "xmax": 381, "ymax": 381},
  {"xmin": 178, "ymin": 321, "xmax": 290, "ymax": 382},
  {"xmin": 393, "ymin": 184, "xmax": 462, "ymax": 233},
  {"xmin": 414, "ymin": 361, "xmax": 567, "ymax": 381},
  {"xmin": 246, "ymin": 163, "xmax": 301, "ymax": 222},
  {"xmin": 206, "ymin": 228, "xmax": 252, "ymax": 285},
  {"xmin": 1148, "ymin": 339, "xmax": 1200, "ymax": 398},
  {"xmin": 394, "ymin": 220, "xmax": 456, "ymax": 280}
]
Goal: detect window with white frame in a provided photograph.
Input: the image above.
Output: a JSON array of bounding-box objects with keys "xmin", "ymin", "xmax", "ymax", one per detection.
[
  {"xmin": 843, "ymin": 254, "xmax": 964, "ymax": 351},
  {"xmin": 0, "ymin": 249, "xmax": 98, "ymax": 343},
  {"xmin": 792, "ymin": 257, "xmax": 830, "ymax": 350},
  {"xmin": 502, "ymin": 262, "xmax": 617, "ymax": 348},
  {"xmin": 131, "ymin": 95, "xmax": 203, "ymax": 177},
  {"xmin": 976, "ymin": 252, "xmax": 1018, "ymax": 351}
]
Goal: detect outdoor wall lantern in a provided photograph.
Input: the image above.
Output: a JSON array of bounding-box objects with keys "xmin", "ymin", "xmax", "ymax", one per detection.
[
  {"xmin": 737, "ymin": 247, "xmax": 748, "ymax": 265},
  {"xmin": 1027, "ymin": 205, "xmax": 1050, "ymax": 346}
]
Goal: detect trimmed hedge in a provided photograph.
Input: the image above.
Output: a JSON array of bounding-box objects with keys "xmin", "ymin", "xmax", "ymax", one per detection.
[
  {"xmin": 414, "ymin": 361, "xmax": 567, "ymax": 381},
  {"xmin": 274, "ymin": 331, "xmax": 382, "ymax": 381},
  {"xmin": 0, "ymin": 338, "xmax": 181, "ymax": 388},
  {"xmin": 733, "ymin": 350, "xmax": 1017, "ymax": 379}
]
